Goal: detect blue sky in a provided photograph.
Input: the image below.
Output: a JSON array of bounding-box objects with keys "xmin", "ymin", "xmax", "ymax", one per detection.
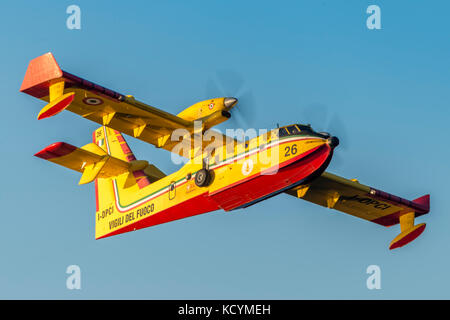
[{"xmin": 0, "ymin": 0, "xmax": 449, "ymax": 299}]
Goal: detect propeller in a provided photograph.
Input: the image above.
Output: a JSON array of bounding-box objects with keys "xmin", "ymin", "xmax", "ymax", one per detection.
[
  {"xmin": 205, "ymin": 73, "xmax": 349, "ymax": 168},
  {"xmin": 205, "ymin": 69, "xmax": 256, "ymax": 130},
  {"xmin": 299, "ymin": 103, "xmax": 350, "ymax": 168}
]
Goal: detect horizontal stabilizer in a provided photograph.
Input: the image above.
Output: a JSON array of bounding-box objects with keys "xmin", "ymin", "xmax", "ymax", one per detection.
[
  {"xmin": 34, "ymin": 142, "xmax": 131, "ymax": 184},
  {"xmin": 78, "ymin": 159, "xmax": 108, "ymax": 185}
]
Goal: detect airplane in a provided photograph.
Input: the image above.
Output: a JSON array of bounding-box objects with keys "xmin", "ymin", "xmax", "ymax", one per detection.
[{"xmin": 20, "ymin": 52, "xmax": 430, "ymax": 250}]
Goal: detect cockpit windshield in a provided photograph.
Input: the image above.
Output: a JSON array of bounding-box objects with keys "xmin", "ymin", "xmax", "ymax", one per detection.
[
  {"xmin": 279, "ymin": 127, "xmax": 289, "ymax": 137},
  {"xmin": 287, "ymin": 125, "xmax": 300, "ymax": 135},
  {"xmin": 278, "ymin": 124, "xmax": 314, "ymax": 137},
  {"xmin": 296, "ymin": 124, "xmax": 313, "ymax": 132}
]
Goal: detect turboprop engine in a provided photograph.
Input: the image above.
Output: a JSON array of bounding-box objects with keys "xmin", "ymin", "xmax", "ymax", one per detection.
[{"xmin": 177, "ymin": 97, "xmax": 238, "ymax": 130}]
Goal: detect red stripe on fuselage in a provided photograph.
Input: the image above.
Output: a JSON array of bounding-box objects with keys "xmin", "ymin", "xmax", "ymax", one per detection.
[
  {"xmin": 100, "ymin": 143, "xmax": 333, "ymax": 238},
  {"xmin": 95, "ymin": 179, "xmax": 99, "ymax": 212},
  {"xmin": 96, "ymin": 193, "xmax": 220, "ymax": 239},
  {"xmin": 210, "ymin": 144, "xmax": 323, "ymax": 196},
  {"xmin": 211, "ymin": 144, "xmax": 332, "ymax": 211}
]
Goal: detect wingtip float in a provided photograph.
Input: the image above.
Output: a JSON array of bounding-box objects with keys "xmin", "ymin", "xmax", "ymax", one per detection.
[
  {"xmin": 388, "ymin": 194, "xmax": 429, "ymax": 250},
  {"xmin": 389, "ymin": 223, "xmax": 426, "ymax": 250},
  {"xmin": 36, "ymin": 92, "xmax": 75, "ymax": 120},
  {"xmin": 20, "ymin": 52, "xmax": 76, "ymax": 120},
  {"xmin": 22, "ymin": 52, "xmax": 431, "ymax": 250}
]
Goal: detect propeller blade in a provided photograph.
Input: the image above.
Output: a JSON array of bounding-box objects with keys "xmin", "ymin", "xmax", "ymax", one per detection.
[
  {"xmin": 299, "ymin": 103, "xmax": 329, "ymax": 131},
  {"xmin": 326, "ymin": 114, "xmax": 349, "ymax": 151},
  {"xmin": 205, "ymin": 77, "xmax": 223, "ymax": 98},
  {"xmin": 215, "ymin": 69, "xmax": 245, "ymax": 96},
  {"xmin": 205, "ymin": 70, "xmax": 256, "ymax": 129},
  {"xmin": 327, "ymin": 152, "xmax": 344, "ymax": 170},
  {"xmin": 232, "ymin": 89, "xmax": 256, "ymax": 128}
]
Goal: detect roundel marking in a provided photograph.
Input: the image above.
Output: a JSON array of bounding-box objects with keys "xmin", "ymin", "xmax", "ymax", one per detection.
[
  {"xmin": 209, "ymin": 103, "xmax": 214, "ymax": 110},
  {"xmin": 241, "ymin": 158, "xmax": 254, "ymax": 176},
  {"xmin": 83, "ymin": 97, "xmax": 103, "ymax": 105}
]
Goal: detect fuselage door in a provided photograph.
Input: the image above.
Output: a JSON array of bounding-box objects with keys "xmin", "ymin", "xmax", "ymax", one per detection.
[{"xmin": 169, "ymin": 181, "xmax": 176, "ymax": 200}]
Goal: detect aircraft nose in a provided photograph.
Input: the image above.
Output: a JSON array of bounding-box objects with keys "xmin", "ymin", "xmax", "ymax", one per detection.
[
  {"xmin": 327, "ymin": 136, "xmax": 339, "ymax": 148},
  {"xmin": 224, "ymin": 97, "xmax": 238, "ymax": 109}
]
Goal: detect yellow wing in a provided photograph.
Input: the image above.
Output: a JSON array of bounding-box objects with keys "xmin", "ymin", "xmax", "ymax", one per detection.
[
  {"xmin": 285, "ymin": 171, "xmax": 430, "ymax": 249},
  {"xmin": 20, "ymin": 52, "xmax": 237, "ymax": 157}
]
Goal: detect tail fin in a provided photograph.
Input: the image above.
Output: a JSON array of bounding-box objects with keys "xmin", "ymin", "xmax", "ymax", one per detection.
[
  {"xmin": 93, "ymin": 126, "xmax": 139, "ymax": 162},
  {"xmin": 92, "ymin": 126, "xmax": 166, "ymax": 186},
  {"xmin": 92, "ymin": 127, "xmax": 166, "ymax": 237}
]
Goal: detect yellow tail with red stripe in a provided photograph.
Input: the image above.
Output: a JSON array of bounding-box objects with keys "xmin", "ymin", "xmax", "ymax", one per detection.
[
  {"xmin": 35, "ymin": 126, "xmax": 166, "ymax": 238},
  {"xmin": 92, "ymin": 127, "xmax": 166, "ymax": 237}
]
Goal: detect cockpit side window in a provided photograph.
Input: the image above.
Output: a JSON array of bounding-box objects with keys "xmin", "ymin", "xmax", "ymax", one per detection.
[
  {"xmin": 279, "ymin": 127, "xmax": 289, "ymax": 137},
  {"xmin": 287, "ymin": 125, "xmax": 300, "ymax": 135}
]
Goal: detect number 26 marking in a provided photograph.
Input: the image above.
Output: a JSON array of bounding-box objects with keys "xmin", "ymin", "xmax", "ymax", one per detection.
[{"xmin": 285, "ymin": 144, "xmax": 298, "ymax": 157}]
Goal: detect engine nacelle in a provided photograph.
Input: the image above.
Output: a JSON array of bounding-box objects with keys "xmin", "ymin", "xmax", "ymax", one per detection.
[{"xmin": 177, "ymin": 97, "xmax": 237, "ymax": 123}]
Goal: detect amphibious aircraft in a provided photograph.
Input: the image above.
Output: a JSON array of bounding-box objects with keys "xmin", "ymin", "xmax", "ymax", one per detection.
[{"xmin": 21, "ymin": 52, "xmax": 430, "ymax": 249}]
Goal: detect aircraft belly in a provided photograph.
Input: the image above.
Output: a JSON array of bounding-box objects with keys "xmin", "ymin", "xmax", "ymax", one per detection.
[{"xmin": 209, "ymin": 144, "xmax": 332, "ymax": 211}]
